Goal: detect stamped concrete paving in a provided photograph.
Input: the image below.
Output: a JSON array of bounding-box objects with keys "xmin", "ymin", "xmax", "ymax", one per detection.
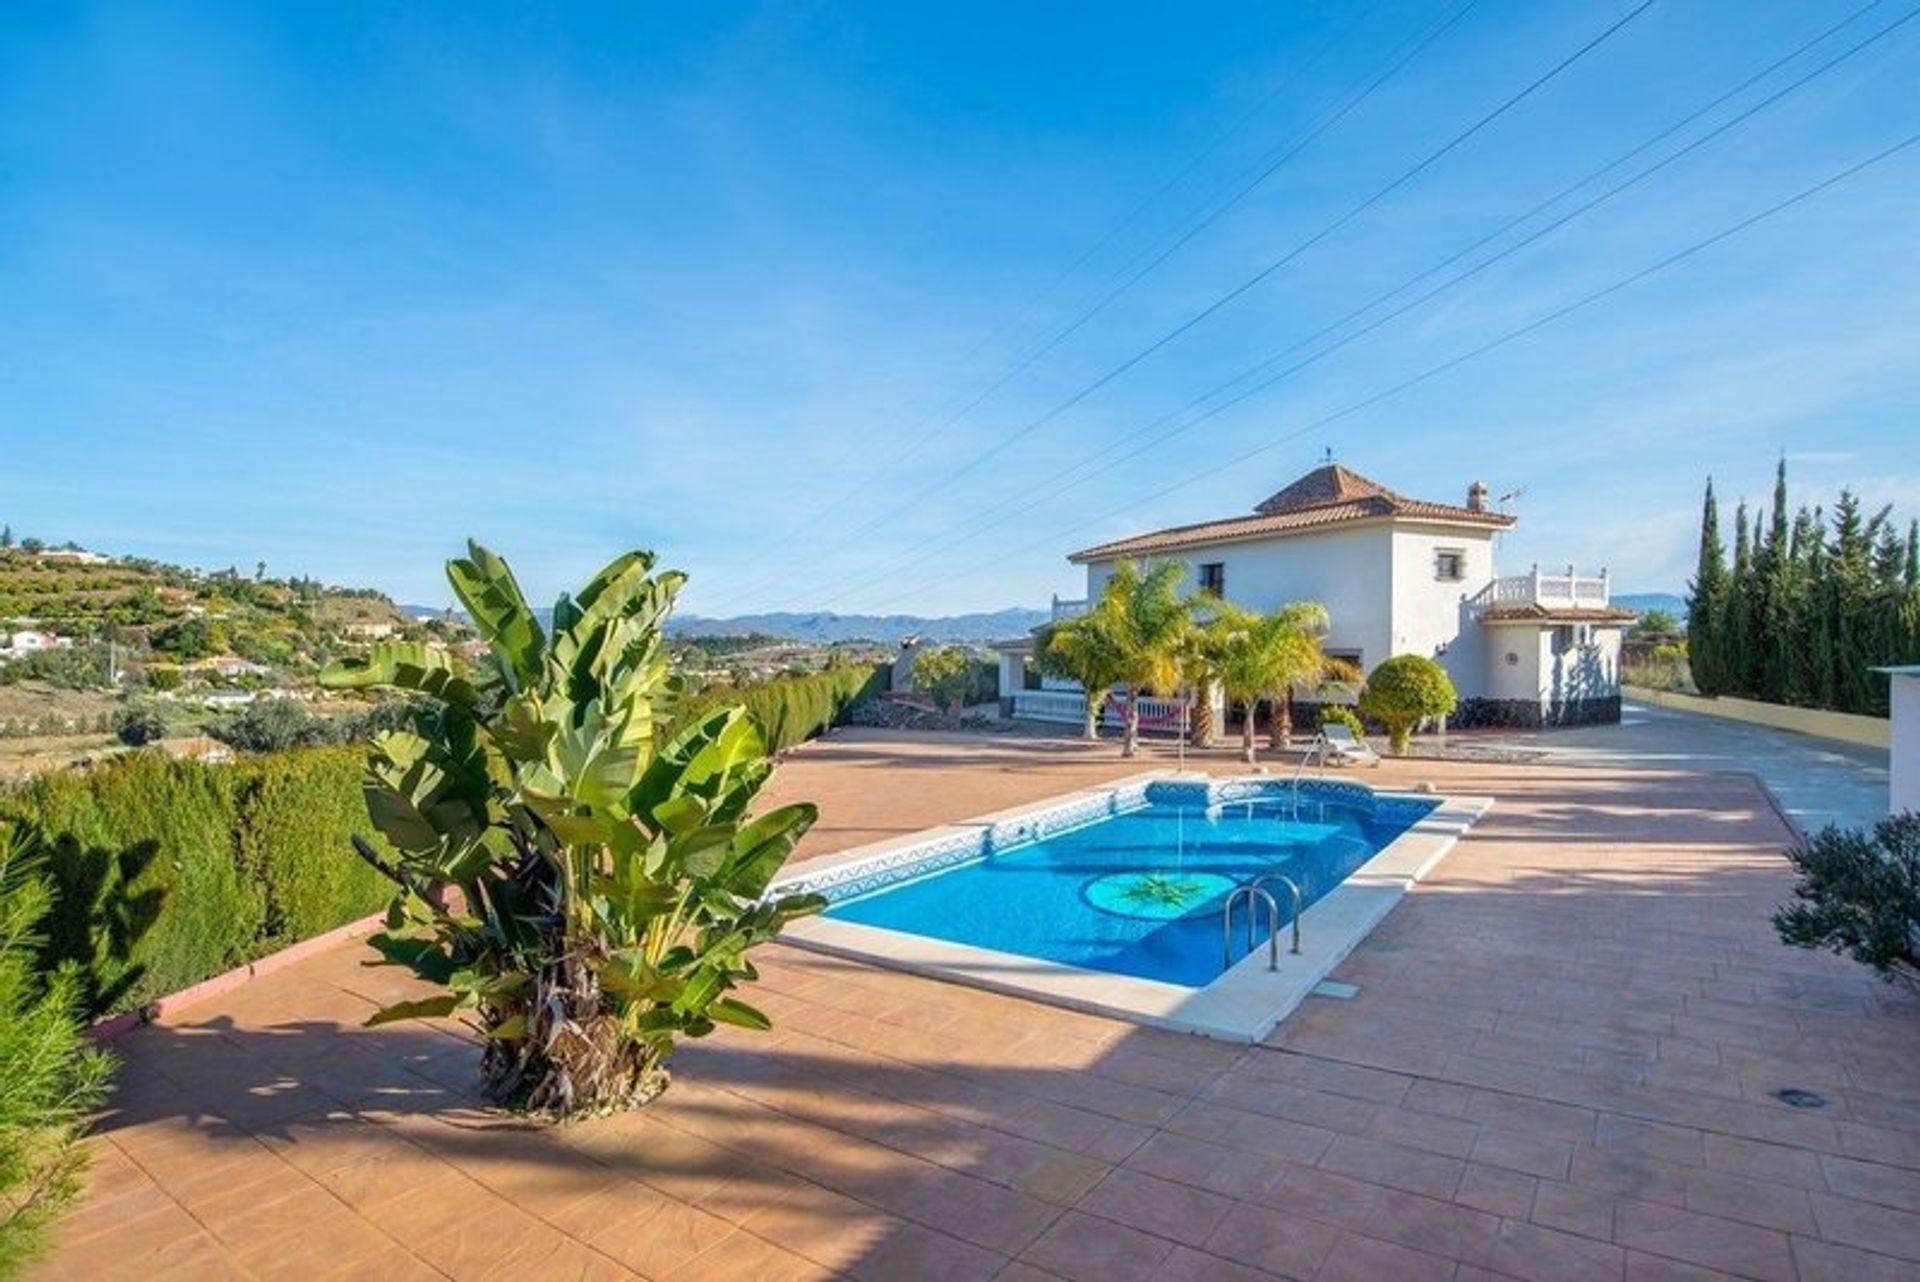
[
  {"xmin": 1468, "ymin": 699, "xmax": 1890, "ymax": 837},
  {"xmin": 42, "ymin": 731, "xmax": 1920, "ymax": 1280}
]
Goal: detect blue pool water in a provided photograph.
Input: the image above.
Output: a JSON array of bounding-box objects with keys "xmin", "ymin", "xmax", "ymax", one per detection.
[{"xmin": 823, "ymin": 791, "xmax": 1435, "ymax": 987}]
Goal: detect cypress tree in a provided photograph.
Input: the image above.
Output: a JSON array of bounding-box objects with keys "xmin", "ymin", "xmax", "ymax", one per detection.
[
  {"xmin": 1686, "ymin": 477, "xmax": 1915, "ymax": 714},
  {"xmin": 1729, "ymin": 502, "xmax": 1755, "ymax": 694},
  {"xmin": 1687, "ymin": 480, "xmax": 1727, "ymax": 695}
]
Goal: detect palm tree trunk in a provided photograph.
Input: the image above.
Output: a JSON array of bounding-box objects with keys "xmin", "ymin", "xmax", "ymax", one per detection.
[
  {"xmin": 1268, "ymin": 689, "xmax": 1293, "ymax": 751},
  {"xmin": 1189, "ymin": 682, "xmax": 1214, "ymax": 748},
  {"xmin": 1240, "ymin": 699, "xmax": 1257, "ymax": 764},
  {"xmin": 1122, "ymin": 685, "xmax": 1140, "ymax": 757},
  {"xmin": 1082, "ymin": 692, "xmax": 1100, "ymax": 741}
]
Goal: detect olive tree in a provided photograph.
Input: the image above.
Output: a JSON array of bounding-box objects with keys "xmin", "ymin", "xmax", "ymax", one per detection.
[
  {"xmin": 321, "ymin": 543, "xmax": 823, "ymax": 1117},
  {"xmin": 1357, "ymin": 653, "xmax": 1457, "ymax": 754},
  {"xmin": 1774, "ymin": 813, "xmax": 1920, "ymax": 990},
  {"xmin": 911, "ymin": 645, "xmax": 976, "ymax": 713}
]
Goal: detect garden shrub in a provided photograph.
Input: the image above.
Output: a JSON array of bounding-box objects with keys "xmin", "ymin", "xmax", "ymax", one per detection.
[
  {"xmin": 0, "ymin": 748, "xmax": 396, "ymax": 1018},
  {"xmin": 233, "ymin": 749, "xmax": 392, "ymax": 948},
  {"xmin": 6, "ymin": 754, "xmax": 257, "ymax": 1014},
  {"xmin": 1358, "ymin": 654, "xmax": 1458, "ymax": 754},
  {"xmin": 1774, "ymin": 812, "xmax": 1920, "ymax": 986},
  {"xmin": 1317, "ymin": 705, "xmax": 1366, "ymax": 738},
  {"xmin": 0, "ymin": 824, "xmax": 115, "ymax": 1278}
]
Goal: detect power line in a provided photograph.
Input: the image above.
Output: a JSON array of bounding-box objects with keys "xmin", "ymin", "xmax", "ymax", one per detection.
[
  {"xmin": 715, "ymin": 0, "xmax": 1484, "ymax": 604},
  {"xmin": 789, "ymin": 0, "xmax": 1910, "ymax": 606},
  {"xmin": 832, "ymin": 126, "xmax": 1920, "ymax": 616},
  {"xmin": 754, "ymin": 0, "xmax": 1656, "ymax": 607}
]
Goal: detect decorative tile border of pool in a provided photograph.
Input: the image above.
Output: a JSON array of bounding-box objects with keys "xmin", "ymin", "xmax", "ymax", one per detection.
[{"xmin": 772, "ymin": 771, "xmax": 1492, "ymax": 1043}]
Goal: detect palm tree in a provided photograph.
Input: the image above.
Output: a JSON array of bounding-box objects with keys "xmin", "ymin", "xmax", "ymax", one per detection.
[
  {"xmin": 1254, "ymin": 602, "xmax": 1350, "ymax": 750},
  {"xmin": 1209, "ymin": 602, "xmax": 1343, "ymax": 763},
  {"xmin": 1172, "ymin": 603, "xmax": 1231, "ymax": 749},
  {"xmin": 1103, "ymin": 560, "xmax": 1190, "ymax": 757},
  {"xmin": 1038, "ymin": 616, "xmax": 1126, "ymax": 741}
]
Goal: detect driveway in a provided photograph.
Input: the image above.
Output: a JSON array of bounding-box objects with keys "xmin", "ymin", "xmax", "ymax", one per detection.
[{"xmin": 1466, "ymin": 700, "xmax": 1891, "ymax": 837}]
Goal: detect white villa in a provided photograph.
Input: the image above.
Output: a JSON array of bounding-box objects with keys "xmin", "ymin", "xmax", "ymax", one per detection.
[{"xmin": 998, "ymin": 462, "xmax": 1634, "ymax": 731}]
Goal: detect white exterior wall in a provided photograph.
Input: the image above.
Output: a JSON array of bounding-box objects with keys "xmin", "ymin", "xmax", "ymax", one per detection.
[
  {"xmin": 1083, "ymin": 524, "xmax": 1397, "ymax": 670},
  {"xmin": 1891, "ymin": 673, "xmax": 1920, "ymax": 815},
  {"xmin": 1083, "ymin": 521, "xmax": 1505, "ymax": 697},
  {"xmin": 1483, "ymin": 628, "xmax": 1548, "ymax": 704},
  {"xmin": 1388, "ymin": 526, "xmax": 1497, "ymax": 699},
  {"xmin": 1482, "ymin": 624, "xmax": 1623, "ymax": 711}
]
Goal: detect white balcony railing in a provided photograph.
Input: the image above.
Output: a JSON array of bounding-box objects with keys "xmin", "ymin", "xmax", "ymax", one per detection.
[
  {"xmin": 1471, "ymin": 565, "xmax": 1610, "ymax": 611},
  {"xmin": 1050, "ymin": 594, "xmax": 1090, "ymax": 621},
  {"xmin": 1011, "ymin": 689, "xmax": 1200, "ymax": 734}
]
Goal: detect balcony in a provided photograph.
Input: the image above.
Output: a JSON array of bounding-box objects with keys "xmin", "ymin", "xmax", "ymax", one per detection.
[
  {"xmin": 1470, "ymin": 565, "xmax": 1611, "ymax": 611},
  {"xmin": 1050, "ymin": 594, "xmax": 1089, "ymax": 621}
]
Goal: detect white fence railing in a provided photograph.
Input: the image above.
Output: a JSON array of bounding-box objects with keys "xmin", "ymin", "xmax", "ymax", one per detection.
[
  {"xmin": 1050, "ymin": 595, "xmax": 1089, "ymax": 621},
  {"xmin": 1473, "ymin": 565, "xmax": 1610, "ymax": 610},
  {"xmin": 1010, "ymin": 689, "xmax": 1201, "ymax": 734}
]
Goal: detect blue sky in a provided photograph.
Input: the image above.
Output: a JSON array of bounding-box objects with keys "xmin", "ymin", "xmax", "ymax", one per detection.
[{"xmin": 3, "ymin": 1, "xmax": 1917, "ymax": 614}]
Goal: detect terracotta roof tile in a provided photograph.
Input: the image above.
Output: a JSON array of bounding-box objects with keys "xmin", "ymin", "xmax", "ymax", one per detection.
[
  {"xmin": 1069, "ymin": 464, "xmax": 1512, "ymax": 563},
  {"xmin": 1476, "ymin": 604, "xmax": 1635, "ymax": 624}
]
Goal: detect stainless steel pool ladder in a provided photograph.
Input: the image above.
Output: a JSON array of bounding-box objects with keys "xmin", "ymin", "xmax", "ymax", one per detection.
[{"xmin": 1222, "ymin": 874, "xmax": 1302, "ymax": 972}]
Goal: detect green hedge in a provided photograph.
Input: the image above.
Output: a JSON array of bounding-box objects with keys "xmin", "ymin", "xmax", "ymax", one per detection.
[
  {"xmin": 0, "ymin": 666, "xmax": 884, "ymax": 1020},
  {"xmin": 0, "ymin": 748, "xmax": 389, "ymax": 1018},
  {"xmin": 668, "ymin": 663, "xmax": 888, "ymax": 752}
]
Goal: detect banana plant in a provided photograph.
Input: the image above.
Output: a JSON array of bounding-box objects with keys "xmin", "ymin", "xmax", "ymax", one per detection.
[{"xmin": 320, "ymin": 543, "xmax": 823, "ymax": 1116}]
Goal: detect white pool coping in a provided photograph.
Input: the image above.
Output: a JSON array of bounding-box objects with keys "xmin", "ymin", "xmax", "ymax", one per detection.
[{"xmin": 772, "ymin": 771, "xmax": 1491, "ymax": 1043}]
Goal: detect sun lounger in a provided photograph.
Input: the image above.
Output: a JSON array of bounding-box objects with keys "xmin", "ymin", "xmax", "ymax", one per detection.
[{"xmin": 1319, "ymin": 723, "xmax": 1380, "ymax": 767}]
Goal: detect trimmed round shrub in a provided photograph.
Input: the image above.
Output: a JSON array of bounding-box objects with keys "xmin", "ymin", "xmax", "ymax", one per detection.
[
  {"xmin": 1317, "ymin": 705, "xmax": 1366, "ymax": 738},
  {"xmin": 1357, "ymin": 654, "xmax": 1458, "ymax": 754}
]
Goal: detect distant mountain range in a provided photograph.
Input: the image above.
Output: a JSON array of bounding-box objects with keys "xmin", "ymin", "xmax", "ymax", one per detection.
[
  {"xmin": 402, "ymin": 604, "xmax": 1049, "ymax": 643},
  {"xmin": 1612, "ymin": 592, "xmax": 1687, "ymax": 621},
  {"xmin": 407, "ymin": 593, "xmax": 1688, "ymax": 642},
  {"xmin": 666, "ymin": 608, "xmax": 1048, "ymax": 644}
]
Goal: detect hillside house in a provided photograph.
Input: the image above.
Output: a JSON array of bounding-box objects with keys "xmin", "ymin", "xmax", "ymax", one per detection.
[
  {"xmin": 999, "ymin": 463, "xmax": 1633, "ymax": 730},
  {"xmin": 0, "ymin": 629, "xmax": 73, "ymax": 661}
]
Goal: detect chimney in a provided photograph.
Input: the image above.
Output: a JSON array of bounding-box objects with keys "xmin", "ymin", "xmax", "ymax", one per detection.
[{"xmin": 1467, "ymin": 480, "xmax": 1490, "ymax": 512}]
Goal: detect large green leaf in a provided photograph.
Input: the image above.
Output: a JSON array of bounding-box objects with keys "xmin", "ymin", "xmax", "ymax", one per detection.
[
  {"xmin": 319, "ymin": 640, "xmax": 479, "ymax": 706},
  {"xmin": 720, "ymin": 803, "xmax": 818, "ymax": 899},
  {"xmin": 365, "ymin": 994, "xmax": 461, "ymax": 1026},
  {"xmin": 447, "ymin": 541, "xmax": 547, "ymax": 691}
]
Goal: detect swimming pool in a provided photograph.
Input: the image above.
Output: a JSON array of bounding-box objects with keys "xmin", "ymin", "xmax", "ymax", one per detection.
[{"xmin": 775, "ymin": 773, "xmax": 1489, "ymax": 1041}]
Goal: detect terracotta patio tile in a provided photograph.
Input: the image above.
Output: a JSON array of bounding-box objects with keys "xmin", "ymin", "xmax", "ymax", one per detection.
[
  {"xmin": 1470, "ymin": 1127, "xmax": 1573, "ymax": 1181},
  {"xmin": 841, "ymin": 1221, "xmax": 1007, "ymax": 1281},
  {"xmin": 1679, "ymin": 1167, "xmax": 1817, "ymax": 1235},
  {"xmin": 1077, "ymin": 1167, "xmax": 1234, "ymax": 1248},
  {"xmin": 585, "ymin": 1197, "xmax": 739, "ymax": 1277},
  {"xmin": 329, "ymin": 1245, "xmax": 462, "ymax": 1282},
  {"xmin": 1621, "ymin": 1249, "xmax": 1742, "ymax": 1281},
  {"xmin": 1318, "ymin": 1132, "xmax": 1464, "ymax": 1199},
  {"xmin": 668, "ymin": 1231, "xmax": 828, "ymax": 1281},
  {"xmin": 1807, "ymin": 1190, "xmax": 1920, "ymax": 1262},
  {"xmin": 1454, "ymin": 1162, "xmax": 1536, "ymax": 1219},
  {"xmin": 1788, "ymin": 1233, "xmax": 1920, "ymax": 1282},
  {"xmin": 48, "ymin": 1203, "xmax": 217, "ymax": 1281},
  {"xmin": 1314, "ymin": 1231, "xmax": 1458, "ymax": 1282},
  {"xmin": 1486, "ymin": 1218, "xmax": 1624, "ymax": 1282},
  {"xmin": 1817, "ymin": 1152, "xmax": 1920, "ymax": 1212},
  {"xmin": 232, "ymin": 1212, "xmax": 397, "ymax": 1281},
  {"xmin": 1021, "ymin": 1209, "xmax": 1176, "ymax": 1282},
  {"xmin": 1613, "ymin": 1198, "xmax": 1795, "ymax": 1282},
  {"xmin": 1530, "ymin": 1180, "xmax": 1616, "ymax": 1241}
]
